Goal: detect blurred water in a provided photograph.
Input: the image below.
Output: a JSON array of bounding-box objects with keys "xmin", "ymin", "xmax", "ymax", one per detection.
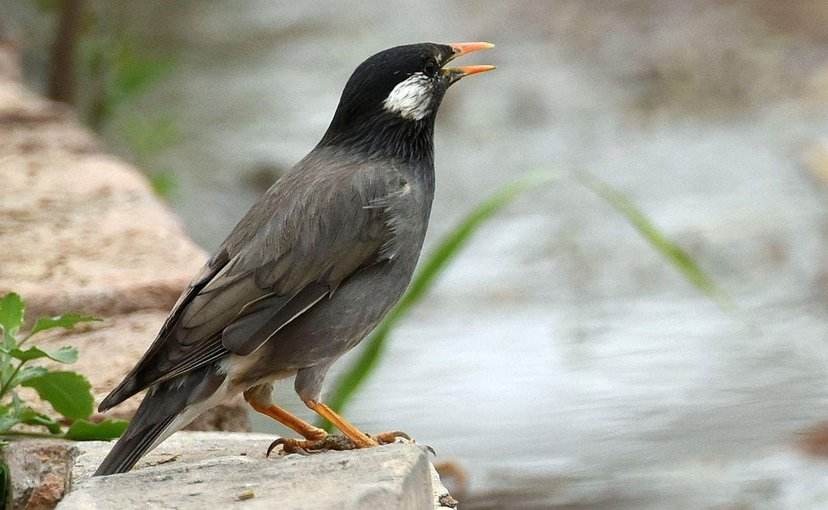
[{"xmin": 13, "ymin": 1, "xmax": 828, "ymax": 507}]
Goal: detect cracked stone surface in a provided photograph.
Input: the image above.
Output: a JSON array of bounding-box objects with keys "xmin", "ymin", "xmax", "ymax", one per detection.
[{"xmin": 57, "ymin": 432, "xmax": 454, "ymax": 510}]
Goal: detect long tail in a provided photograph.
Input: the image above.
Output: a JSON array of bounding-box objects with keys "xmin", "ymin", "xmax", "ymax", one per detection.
[
  {"xmin": 94, "ymin": 365, "xmax": 226, "ymax": 476},
  {"xmin": 94, "ymin": 411, "xmax": 177, "ymax": 476}
]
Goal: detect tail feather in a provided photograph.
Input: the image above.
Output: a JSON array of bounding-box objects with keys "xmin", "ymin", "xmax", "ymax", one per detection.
[
  {"xmin": 94, "ymin": 414, "xmax": 176, "ymax": 476},
  {"xmin": 98, "ymin": 378, "xmax": 139, "ymax": 413},
  {"xmin": 94, "ymin": 365, "xmax": 227, "ymax": 476}
]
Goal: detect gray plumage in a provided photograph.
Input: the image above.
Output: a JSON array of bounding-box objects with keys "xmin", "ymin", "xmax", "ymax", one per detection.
[{"xmin": 95, "ymin": 42, "xmax": 493, "ymax": 476}]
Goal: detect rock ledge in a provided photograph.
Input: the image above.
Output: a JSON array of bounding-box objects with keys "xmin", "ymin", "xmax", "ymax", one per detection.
[{"xmin": 55, "ymin": 432, "xmax": 454, "ymax": 510}]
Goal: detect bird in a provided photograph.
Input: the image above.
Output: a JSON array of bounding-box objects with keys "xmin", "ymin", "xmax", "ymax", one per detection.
[{"xmin": 94, "ymin": 41, "xmax": 495, "ymax": 476}]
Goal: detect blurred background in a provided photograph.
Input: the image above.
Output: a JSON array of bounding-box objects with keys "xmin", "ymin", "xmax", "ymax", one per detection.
[{"xmin": 3, "ymin": 1, "xmax": 828, "ymax": 508}]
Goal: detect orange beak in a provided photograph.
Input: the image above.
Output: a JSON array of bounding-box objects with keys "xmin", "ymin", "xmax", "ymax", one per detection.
[
  {"xmin": 449, "ymin": 42, "xmax": 495, "ymax": 57},
  {"xmin": 443, "ymin": 42, "xmax": 495, "ymax": 81}
]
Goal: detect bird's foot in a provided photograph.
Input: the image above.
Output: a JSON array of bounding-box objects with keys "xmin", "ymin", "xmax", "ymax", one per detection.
[
  {"xmin": 266, "ymin": 430, "xmax": 416, "ymax": 456},
  {"xmin": 267, "ymin": 434, "xmax": 356, "ymax": 456}
]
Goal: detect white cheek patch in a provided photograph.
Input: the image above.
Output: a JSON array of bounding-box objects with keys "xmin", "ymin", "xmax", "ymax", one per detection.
[{"xmin": 382, "ymin": 72, "xmax": 434, "ymax": 121}]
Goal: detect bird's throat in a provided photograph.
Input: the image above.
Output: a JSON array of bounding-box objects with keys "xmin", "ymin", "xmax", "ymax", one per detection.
[{"xmin": 319, "ymin": 113, "xmax": 436, "ymax": 165}]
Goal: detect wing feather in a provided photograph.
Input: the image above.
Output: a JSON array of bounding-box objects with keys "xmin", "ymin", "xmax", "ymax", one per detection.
[{"xmin": 99, "ymin": 155, "xmax": 407, "ymax": 411}]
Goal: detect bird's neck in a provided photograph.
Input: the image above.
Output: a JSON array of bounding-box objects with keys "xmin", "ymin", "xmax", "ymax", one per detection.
[{"xmin": 317, "ymin": 113, "xmax": 436, "ymax": 166}]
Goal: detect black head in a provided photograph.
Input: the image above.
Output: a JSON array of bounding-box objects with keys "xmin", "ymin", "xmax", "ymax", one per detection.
[{"xmin": 319, "ymin": 42, "xmax": 494, "ymax": 160}]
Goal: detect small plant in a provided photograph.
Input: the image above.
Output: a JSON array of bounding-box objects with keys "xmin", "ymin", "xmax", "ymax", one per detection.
[
  {"xmin": 577, "ymin": 172, "xmax": 732, "ymax": 310},
  {"xmin": 0, "ymin": 293, "xmax": 128, "ymax": 440}
]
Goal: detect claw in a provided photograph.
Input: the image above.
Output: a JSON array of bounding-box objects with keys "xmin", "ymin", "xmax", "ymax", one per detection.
[
  {"xmin": 266, "ymin": 438, "xmax": 288, "ymax": 457},
  {"xmin": 267, "ymin": 437, "xmax": 316, "ymax": 456},
  {"xmin": 266, "ymin": 437, "xmax": 315, "ymax": 456},
  {"xmin": 372, "ymin": 430, "xmax": 434, "ymax": 455},
  {"xmin": 373, "ymin": 430, "xmax": 411, "ymax": 444}
]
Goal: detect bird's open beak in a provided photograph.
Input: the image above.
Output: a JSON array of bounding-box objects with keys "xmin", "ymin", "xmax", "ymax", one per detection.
[{"xmin": 442, "ymin": 42, "xmax": 495, "ymax": 83}]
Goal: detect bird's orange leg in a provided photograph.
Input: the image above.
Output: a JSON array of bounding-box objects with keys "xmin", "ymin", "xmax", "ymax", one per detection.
[
  {"xmin": 305, "ymin": 400, "xmax": 378, "ymax": 448},
  {"xmin": 243, "ymin": 392, "xmax": 327, "ymax": 441}
]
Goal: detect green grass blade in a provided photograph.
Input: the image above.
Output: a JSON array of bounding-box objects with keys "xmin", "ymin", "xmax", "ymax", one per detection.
[
  {"xmin": 579, "ymin": 174, "xmax": 732, "ymax": 309},
  {"xmin": 320, "ymin": 173, "xmax": 557, "ymax": 429}
]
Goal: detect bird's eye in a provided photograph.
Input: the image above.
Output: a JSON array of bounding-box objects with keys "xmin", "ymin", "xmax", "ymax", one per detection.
[{"xmin": 423, "ymin": 61, "xmax": 438, "ymax": 76}]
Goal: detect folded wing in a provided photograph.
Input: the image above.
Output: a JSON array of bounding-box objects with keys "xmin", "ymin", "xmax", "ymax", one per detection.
[{"xmin": 99, "ymin": 159, "xmax": 406, "ymax": 411}]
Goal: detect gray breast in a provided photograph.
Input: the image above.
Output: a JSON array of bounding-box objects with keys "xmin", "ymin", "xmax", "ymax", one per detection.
[{"xmin": 241, "ymin": 163, "xmax": 434, "ymax": 379}]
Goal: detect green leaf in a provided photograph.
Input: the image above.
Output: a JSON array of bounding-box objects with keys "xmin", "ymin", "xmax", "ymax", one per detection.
[
  {"xmin": 321, "ymin": 173, "xmax": 557, "ymax": 429},
  {"xmin": 0, "ymin": 394, "xmax": 58, "ymax": 435},
  {"xmin": 0, "ymin": 293, "xmax": 24, "ymax": 341},
  {"xmin": 579, "ymin": 174, "xmax": 732, "ymax": 310},
  {"xmin": 64, "ymin": 418, "xmax": 129, "ymax": 441},
  {"xmin": 21, "ymin": 371, "xmax": 94, "ymax": 420},
  {"xmin": 10, "ymin": 393, "xmax": 22, "ymax": 415},
  {"xmin": 0, "ymin": 364, "xmax": 12, "ymax": 390},
  {"xmin": 0, "ymin": 405, "xmax": 18, "ymax": 433},
  {"xmin": 13, "ymin": 366, "xmax": 48, "ymax": 386},
  {"xmin": 18, "ymin": 407, "xmax": 62, "ymax": 434},
  {"xmin": 28, "ymin": 314, "xmax": 99, "ymax": 337},
  {"xmin": 0, "ymin": 455, "xmax": 8, "ymax": 510},
  {"xmin": 4, "ymin": 346, "xmax": 79, "ymax": 364}
]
